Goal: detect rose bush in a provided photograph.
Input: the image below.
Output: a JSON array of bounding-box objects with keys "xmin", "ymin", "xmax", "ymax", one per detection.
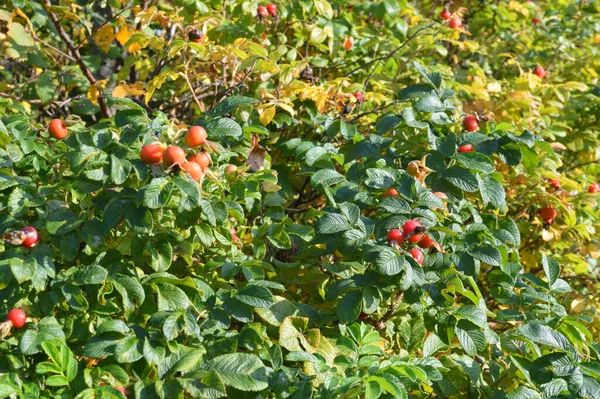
[{"xmin": 0, "ymin": 0, "xmax": 599, "ymax": 398}]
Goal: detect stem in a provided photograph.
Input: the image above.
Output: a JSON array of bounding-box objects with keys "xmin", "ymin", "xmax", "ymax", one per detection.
[{"xmin": 42, "ymin": 0, "xmax": 110, "ymax": 118}]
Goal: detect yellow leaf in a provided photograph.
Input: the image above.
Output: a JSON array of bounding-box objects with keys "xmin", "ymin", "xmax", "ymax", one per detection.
[
  {"xmin": 93, "ymin": 24, "xmax": 115, "ymax": 53},
  {"xmin": 260, "ymin": 106, "xmax": 276, "ymax": 126},
  {"xmin": 112, "ymin": 82, "xmax": 145, "ymax": 98},
  {"xmin": 558, "ymin": 82, "xmax": 589, "ymax": 92},
  {"xmin": 87, "ymin": 79, "xmax": 109, "ymax": 105},
  {"xmin": 277, "ymin": 102, "xmax": 295, "ymax": 116},
  {"xmin": 135, "ymin": 6, "xmax": 158, "ymax": 28},
  {"xmin": 116, "ymin": 24, "xmax": 136, "ymax": 46}
]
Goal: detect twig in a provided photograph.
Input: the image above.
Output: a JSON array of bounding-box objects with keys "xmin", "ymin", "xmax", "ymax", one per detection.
[
  {"xmin": 375, "ymin": 293, "xmax": 404, "ymax": 331},
  {"xmin": 346, "ymin": 23, "xmax": 435, "ymax": 76},
  {"xmin": 42, "ymin": 0, "xmax": 110, "ymax": 118},
  {"xmin": 183, "ymin": 71, "xmax": 203, "ymax": 110},
  {"xmin": 32, "ymin": 35, "xmax": 76, "ymax": 62},
  {"xmin": 0, "ymin": 92, "xmax": 42, "ymax": 104},
  {"xmin": 349, "ymin": 101, "xmax": 397, "ymax": 123}
]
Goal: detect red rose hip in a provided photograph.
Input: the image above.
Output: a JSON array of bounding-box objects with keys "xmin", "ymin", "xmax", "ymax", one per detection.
[
  {"xmin": 185, "ymin": 126, "xmax": 207, "ymax": 148},
  {"xmin": 6, "ymin": 309, "xmax": 26, "ymax": 328},
  {"xmin": 458, "ymin": 144, "xmax": 475, "ymax": 153},
  {"xmin": 48, "ymin": 119, "xmax": 68, "ymax": 140},
  {"xmin": 588, "ymin": 183, "xmax": 600, "ymax": 193},
  {"xmin": 383, "ymin": 188, "xmax": 399, "ymax": 198},
  {"xmin": 140, "ymin": 143, "xmax": 165, "ymax": 164},
  {"xmin": 534, "ymin": 65, "xmax": 547, "ymax": 79},
  {"xmin": 409, "ymin": 248, "xmax": 424, "ymax": 265},
  {"xmin": 162, "ymin": 146, "xmax": 186, "ymax": 167},
  {"xmin": 403, "ymin": 220, "xmax": 424, "ymax": 243},
  {"xmin": 181, "ymin": 162, "xmax": 203, "ymax": 181},
  {"xmin": 539, "ymin": 207, "xmax": 557, "ymax": 224},
  {"xmin": 449, "ymin": 17, "xmax": 462, "ymax": 29},
  {"xmin": 257, "ymin": 6, "xmax": 268, "ymax": 18},
  {"xmin": 440, "ymin": 9, "xmax": 451, "ymax": 20},
  {"xmin": 462, "ymin": 115, "xmax": 479, "ymax": 132},
  {"xmin": 20, "ymin": 227, "xmax": 39, "ymax": 249},
  {"xmin": 188, "ymin": 151, "xmax": 211, "ymax": 171},
  {"xmin": 387, "ymin": 229, "xmax": 404, "ymax": 245},
  {"xmin": 418, "ymin": 235, "xmax": 436, "ymax": 249},
  {"xmin": 266, "ymin": 3, "xmax": 277, "ymax": 15}
]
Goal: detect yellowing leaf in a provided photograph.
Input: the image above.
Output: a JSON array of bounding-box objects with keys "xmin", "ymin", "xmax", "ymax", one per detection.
[
  {"xmin": 558, "ymin": 82, "xmax": 589, "ymax": 92},
  {"xmin": 93, "ymin": 24, "xmax": 115, "ymax": 53},
  {"xmin": 314, "ymin": 0, "xmax": 333, "ymax": 19},
  {"xmin": 277, "ymin": 102, "xmax": 295, "ymax": 116},
  {"xmin": 135, "ymin": 6, "xmax": 158, "ymax": 28},
  {"xmin": 145, "ymin": 71, "xmax": 178, "ymax": 103},
  {"xmin": 87, "ymin": 79, "xmax": 109, "ymax": 105},
  {"xmin": 116, "ymin": 24, "xmax": 137, "ymax": 46},
  {"xmin": 112, "ymin": 82, "xmax": 145, "ymax": 98},
  {"xmin": 259, "ymin": 106, "xmax": 276, "ymax": 126}
]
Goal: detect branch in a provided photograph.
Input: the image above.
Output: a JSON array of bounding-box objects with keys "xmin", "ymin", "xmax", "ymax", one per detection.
[
  {"xmin": 346, "ymin": 23, "xmax": 435, "ymax": 76},
  {"xmin": 349, "ymin": 101, "xmax": 397, "ymax": 123},
  {"xmin": 0, "ymin": 92, "xmax": 42, "ymax": 104},
  {"xmin": 42, "ymin": 0, "xmax": 110, "ymax": 118},
  {"xmin": 375, "ymin": 293, "xmax": 404, "ymax": 331}
]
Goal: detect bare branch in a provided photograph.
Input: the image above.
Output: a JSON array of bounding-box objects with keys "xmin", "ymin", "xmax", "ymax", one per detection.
[{"xmin": 42, "ymin": 0, "xmax": 110, "ymax": 118}]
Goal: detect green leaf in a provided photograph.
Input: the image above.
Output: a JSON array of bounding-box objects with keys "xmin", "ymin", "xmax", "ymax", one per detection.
[
  {"xmin": 208, "ymin": 353, "xmax": 268, "ymax": 392},
  {"xmin": 542, "ymin": 255, "xmax": 560, "ymax": 286},
  {"xmin": 72, "ymin": 265, "xmax": 107, "ymax": 285},
  {"xmin": 517, "ymin": 324, "xmax": 575, "ymax": 355},
  {"xmin": 165, "ymin": 349, "xmax": 206, "ymax": 378},
  {"xmin": 235, "ymin": 285, "xmax": 275, "ymax": 308},
  {"xmin": 46, "ymin": 212, "xmax": 83, "ymax": 235},
  {"xmin": 423, "ymin": 333, "xmax": 446, "ymax": 357},
  {"xmin": 114, "ymin": 336, "xmax": 143, "ymax": 363},
  {"xmin": 316, "ymin": 213, "xmax": 352, "ymax": 234},
  {"xmin": 467, "ymin": 244, "xmax": 502, "ymax": 266},
  {"xmin": 337, "ymin": 290, "xmax": 362, "ymax": 323},
  {"xmin": 456, "ymin": 152, "xmax": 496, "ymax": 174},
  {"xmin": 311, "ymin": 169, "xmax": 345, "ymax": 188},
  {"xmin": 20, "ymin": 318, "xmax": 66, "ymax": 356},
  {"xmin": 364, "ymin": 168, "xmax": 396, "ymax": 189},
  {"xmin": 204, "ymin": 117, "xmax": 243, "ymax": 138},
  {"xmin": 455, "ymin": 320, "xmax": 485, "ymax": 356},
  {"xmin": 205, "ymin": 96, "xmax": 259, "ymax": 117},
  {"xmin": 506, "ymin": 386, "xmax": 542, "ymax": 399},
  {"xmin": 454, "ymin": 306, "xmax": 487, "ymax": 328},
  {"xmin": 478, "ymin": 175, "xmax": 505, "ymax": 208},
  {"xmin": 443, "ymin": 166, "xmax": 478, "ymax": 192},
  {"xmin": 375, "ymin": 248, "xmax": 405, "ymax": 276},
  {"xmin": 110, "ymin": 155, "xmax": 129, "ymax": 185},
  {"xmin": 414, "ymin": 96, "xmax": 444, "ymax": 113}
]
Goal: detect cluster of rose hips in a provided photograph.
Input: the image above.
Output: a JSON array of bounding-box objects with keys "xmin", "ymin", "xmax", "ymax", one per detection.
[
  {"xmin": 142, "ymin": 126, "xmax": 217, "ymax": 182},
  {"xmin": 440, "ymin": 7, "xmax": 462, "ymax": 29},
  {"xmin": 386, "ymin": 219, "xmax": 436, "ymax": 265},
  {"xmin": 140, "ymin": 125, "xmax": 240, "ymax": 184},
  {"xmin": 257, "ymin": 3, "xmax": 277, "ymax": 19}
]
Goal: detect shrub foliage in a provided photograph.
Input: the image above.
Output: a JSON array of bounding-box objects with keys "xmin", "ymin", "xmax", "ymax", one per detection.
[{"xmin": 0, "ymin": 0, "xmax": 599, "ymax": 398}]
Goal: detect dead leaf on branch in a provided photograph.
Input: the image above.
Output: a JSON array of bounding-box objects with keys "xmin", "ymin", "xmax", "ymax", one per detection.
[{"xmin": 247, "ymin": 134, "xmax": 266, "ymax": 172}]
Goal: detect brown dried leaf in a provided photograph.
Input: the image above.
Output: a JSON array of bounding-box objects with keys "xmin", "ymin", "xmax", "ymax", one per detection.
[{"xmin": 247, "ymin": 134, "xmax": 266, "ymax": 172}]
